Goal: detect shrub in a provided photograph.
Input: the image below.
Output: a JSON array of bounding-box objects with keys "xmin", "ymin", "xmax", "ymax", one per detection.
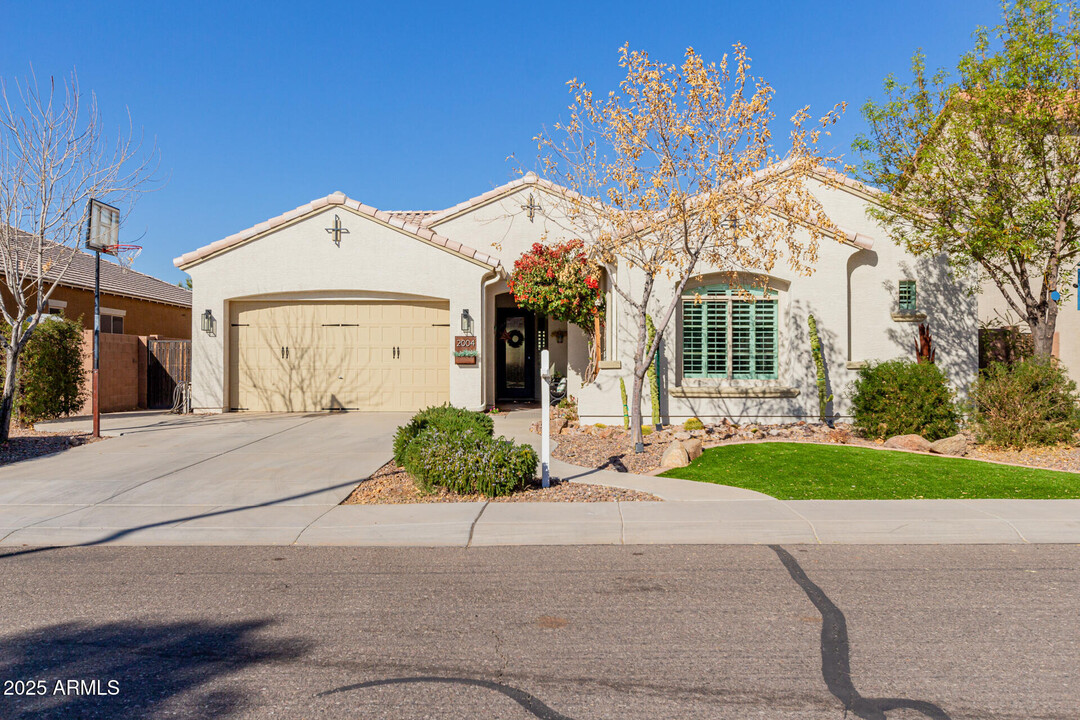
[
  {"xmin": 684, "ymin": 417, "xmax": 704, "ymax": 431},
  {"xmin": 557, "ymin": 395, "xmax": 578, "ymax": 422},
  {"xmin": 508, "ymin": 239, "xmax": 604, "ymax": 329},
  {"xmin": 9, "ymin": 317, "xmax": 86, "ymax": 424},
  {"xmin": 850, "ymin": 359, "xmax": 959, "ymax": 441},
  {"xmin": 972, "ymin": 357, "xmax": 1080, "ymax": 448},
  {"xmin": 392, "ymin": 404, "xmax": 494, "ymax": 465},
  {"xmin": 402, "ymin": 427, "xmax": 538, "ymax": 497}
]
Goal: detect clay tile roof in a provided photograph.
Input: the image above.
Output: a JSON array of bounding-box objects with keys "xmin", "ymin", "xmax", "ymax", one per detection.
[
  {"xmin": 173, "ymin": 193, "xmax": 501, "ymax": 271},
  {"xmin": 1, "ymin": 227, "xmax": 191, "ymax": 307},
  {"xmin": 387, "ymin": 210, "xmax": 440, "ymax": 226},
  {"xmin": 59, "ymin": 247, "xmax": 193, "ymax": 306}
]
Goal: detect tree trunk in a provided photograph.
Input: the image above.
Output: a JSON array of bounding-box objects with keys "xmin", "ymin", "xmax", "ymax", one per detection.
[
  {"xmin": 1029, "ymin": 313, "xmax": 1057, "ymax": 357},
  {"xmin": 629, "ymin": 368, "xmax": 645, "ymax": 451},
  {"xmin": 0, "ymin": 346, "xmax": 19, "ymax": 443}
]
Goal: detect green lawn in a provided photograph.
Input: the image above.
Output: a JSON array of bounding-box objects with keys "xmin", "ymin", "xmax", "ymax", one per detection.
[{"xmin": 659, "ymin": 442, "xmax": 1080, "ymax": 500}]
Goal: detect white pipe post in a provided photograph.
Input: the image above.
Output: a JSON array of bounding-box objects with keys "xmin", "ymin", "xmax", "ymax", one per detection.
[{"xmin": 540, "ymin": 348, "xmax": 550, "ymax": 488}]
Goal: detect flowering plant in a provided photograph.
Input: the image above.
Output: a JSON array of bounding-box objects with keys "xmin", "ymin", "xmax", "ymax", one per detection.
[{"xmin": 508, "ymin": 239, "xmax": 605, "ymax": 329}]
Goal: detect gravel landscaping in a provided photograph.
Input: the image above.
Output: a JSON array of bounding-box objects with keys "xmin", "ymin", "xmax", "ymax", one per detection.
[
  {"xmin": 342, "ymin": 461, "xmax": 661, "ymax": 504},
  {"xmin": 0, "ymin": 425, "xmax": 99, "ymax": 466},
  {"xmin": 537, "ymin": 417, "xmax": 870, "ymax": 475},
  {"xmin": 537, "ymin": 414, "xmax": 1080, "ymax": 476}
]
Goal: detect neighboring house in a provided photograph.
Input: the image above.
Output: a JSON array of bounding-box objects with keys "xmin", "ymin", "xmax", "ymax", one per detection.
[
  {"xmin": 175, "ymin": 171, "xmax": 977, "ymax": 422},
  {"xmin": 0, "ymin": 233, "xmax": 192, "ymax": 338},
  {"xmin": 35, "ymin": 248, "xmax": 192, "ymax": 338},
  {"xmin": 0, "ymin": 234, "xmax": 193, "ymax": 413}
]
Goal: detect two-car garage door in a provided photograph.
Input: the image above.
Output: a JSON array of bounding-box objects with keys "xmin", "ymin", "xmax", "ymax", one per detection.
[{"xmin": 228, "ymin": 300, "xmax": 450, "ymax": 412}]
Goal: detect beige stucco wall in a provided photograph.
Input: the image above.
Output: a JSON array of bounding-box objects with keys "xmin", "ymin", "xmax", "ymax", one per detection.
[
  {"xmin": 431, "ymin": 185, "xmax": 587, "ymax": 263},
  {"xmin": 184, "ymin": 206, "xmax": 492, "ymax": 412},
  {"xmin": 570, "ymin": 178, "xmax": 979, "ymax": 424},
  {"xmin": 181, "ymin": 176, "xmax": 978, "ymax": 421}
]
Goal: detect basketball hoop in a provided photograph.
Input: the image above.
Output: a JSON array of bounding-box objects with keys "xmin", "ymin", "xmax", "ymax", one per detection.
[{"xmin": 104, "ymin": 244, "xmax": 142, "ymax": 273}]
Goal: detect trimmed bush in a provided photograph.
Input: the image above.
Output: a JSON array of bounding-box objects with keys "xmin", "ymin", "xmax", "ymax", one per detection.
[
  {"xmin": 392, "ymin": 404, "xmax": 494, "ymax": 465},
  {"xmin": 851, "ymin": 359, "xmax": 959, "ymax": 441},
  {"xmin": 8, "ymin": 317, "xmax": 86, "ymax": 424},
  {"xmin": 402, "ymin": 427, "xmax": 538, "ymax": 497},
  {"xmin": 684, "ymin": 417, "xmax": 704, "ymax": 431},
  {"xmin": 972, "ymin": 357, "xmax": 1080, "ymax": 448}
]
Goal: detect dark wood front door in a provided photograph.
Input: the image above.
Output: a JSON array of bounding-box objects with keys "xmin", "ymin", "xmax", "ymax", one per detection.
[{"xmin": 495, "ymin": 308, "xmax": 535, "ymax": 400}]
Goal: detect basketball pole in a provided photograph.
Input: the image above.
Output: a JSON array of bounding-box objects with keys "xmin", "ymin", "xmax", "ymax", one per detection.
[{"xmin": 92, "ymin": 247, "xmax": 100, "ymax": 439}]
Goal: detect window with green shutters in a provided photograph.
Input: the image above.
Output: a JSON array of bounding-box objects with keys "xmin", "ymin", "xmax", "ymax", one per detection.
[
  {"xmin": 681, "ymin": 284, "xmax": 778, "ymax": 380},
  {"xmin": 898, "ymin": 280, "xmax": 917, "ymax": 312}
]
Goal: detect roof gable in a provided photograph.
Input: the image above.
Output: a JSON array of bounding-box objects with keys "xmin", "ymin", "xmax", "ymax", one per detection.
[
  {"xmin": 422, "ymin": 172, "xmax": 587, "ymax": 227},
  {"xmin": 174, "ymin": 192, "xmax": 502, "ymax": 271}
]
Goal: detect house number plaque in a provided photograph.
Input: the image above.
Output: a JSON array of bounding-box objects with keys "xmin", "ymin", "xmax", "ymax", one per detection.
[{"xmin": 454, "ymin": 336, "xmax": 477, "ymax": 365}]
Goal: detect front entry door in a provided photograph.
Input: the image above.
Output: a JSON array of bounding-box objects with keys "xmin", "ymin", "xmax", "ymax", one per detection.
[{"xmin": 495, "ymin": 308, "xmax": 535, "ymax": 400}]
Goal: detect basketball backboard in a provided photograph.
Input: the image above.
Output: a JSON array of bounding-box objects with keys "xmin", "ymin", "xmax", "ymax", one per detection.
[{"xmin": 85, "ymin": 199, "xmax": 120, "ymax": 252}]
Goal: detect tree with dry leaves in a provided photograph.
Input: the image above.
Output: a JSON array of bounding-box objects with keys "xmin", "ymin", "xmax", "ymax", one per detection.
[
  {"xmin": 854, "ymin": 0, "xmax": 1080, "ymax": 357},
  {"xmin": 537, "ymin": 44, "xmax": 844, "ymax": 451},
  {"xmin": 0, "ymin": 70, "xmax": 156, "ymax": 441}
]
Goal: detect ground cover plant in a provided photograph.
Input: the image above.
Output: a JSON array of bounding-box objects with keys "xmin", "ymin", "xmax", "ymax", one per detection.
[
  {"xmin": 660, "ymin": 442, "xmax": 1080, "ymax": 499},
  {"xmin": 850, "ymin": 359, "xmax": 959, "ymax": 440},
  {"xmin": 392, "ymin": 404, "xmax": 494, "ymax": 464},
  {"xmin": 401, "ymin": 427, "xmax": 537, "ymax": 498},
  {"xmin": 392, "ymin": 404, "xmax": 537, "ymax": 498}
]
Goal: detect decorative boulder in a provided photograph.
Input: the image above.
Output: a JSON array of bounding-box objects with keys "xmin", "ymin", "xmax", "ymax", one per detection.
[
  {"xmin": 883, "ymin": 434, "xmax": 932, "ymax": 452},
  {"xmin": 682, "ymin": 437, "xmax": 703, "ymax": 461},
  {"xmin": 551, "ymin": 418, "xmax": 568, "ymax": 434},
  {"xmin": 673, "ymin": 431, "xmax": 692, "ymax": 441},
  {"xmin": 929, "ymin": 434, "xmax": 968, "ymax": 457},
  {"xmin": 659, "ymin": 440, "xmax": 690, "ymax": 469}
]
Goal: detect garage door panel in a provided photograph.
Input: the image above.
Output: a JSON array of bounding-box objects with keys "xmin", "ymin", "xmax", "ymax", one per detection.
[{"xmin": 230, "ymin": 300, "xmax": 449, "ymax": 413}]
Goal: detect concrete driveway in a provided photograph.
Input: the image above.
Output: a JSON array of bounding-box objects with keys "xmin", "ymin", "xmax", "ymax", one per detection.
[{"xmin": 0, "ymin": 411, "xmax": 408, "ymax": 545}]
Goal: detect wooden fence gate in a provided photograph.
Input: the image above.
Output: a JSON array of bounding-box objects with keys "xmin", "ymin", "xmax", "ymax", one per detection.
[{"xmin": 148, "ymin": 339, "xmax": 191, "ymax": 409}]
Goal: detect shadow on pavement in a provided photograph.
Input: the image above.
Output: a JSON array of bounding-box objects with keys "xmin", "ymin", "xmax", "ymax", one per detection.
[
  {"xmin": 0, "ymin": 478, "xmax": 362, "ymax": 560},
  {"xmin": 769, "ymin": 545, "xmax": 951, "ymax": 720},
  {"xmin": 0, "ymin": 618, "xmax": 309, "ymax": 719},
  {"xmin": 319, "ymin": 676, "xmax": 576, "ymax": 720}
]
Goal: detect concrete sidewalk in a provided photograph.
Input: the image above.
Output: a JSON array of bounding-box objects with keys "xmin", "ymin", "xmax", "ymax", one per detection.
[{"xmin": 1, "ymin": 408, "xmax": 1076, "ymax": 547}]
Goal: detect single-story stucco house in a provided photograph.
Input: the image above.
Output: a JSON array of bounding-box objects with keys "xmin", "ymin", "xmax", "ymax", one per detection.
[{"xmin": 174, "ymin": 171, "xmax": 977, "ymax": 423}]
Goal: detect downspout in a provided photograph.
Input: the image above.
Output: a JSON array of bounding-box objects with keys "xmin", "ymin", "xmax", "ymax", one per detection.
[{"xmin": 479, "ymin": 268, "xmax": 504, "ymax": 411}]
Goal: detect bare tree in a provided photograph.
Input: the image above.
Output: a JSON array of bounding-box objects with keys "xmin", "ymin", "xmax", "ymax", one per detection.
[
  {"xmin": 0, "ymin": 69, "xmax": 156, "ymax": 441},
  {"xmin": 537, "ymin": 44, "xmax": 844, "ymax": 450}
]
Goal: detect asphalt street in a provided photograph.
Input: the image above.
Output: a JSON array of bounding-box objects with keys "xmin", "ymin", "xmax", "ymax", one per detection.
[{"xmin": 0, "ymin": 544, "xmax": 1075, "ymax": 719}]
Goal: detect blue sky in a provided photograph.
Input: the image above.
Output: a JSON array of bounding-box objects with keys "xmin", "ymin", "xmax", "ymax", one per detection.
[{"xmin": 1, "ymin": 1, "xmax": 1002, "ymax": 284}]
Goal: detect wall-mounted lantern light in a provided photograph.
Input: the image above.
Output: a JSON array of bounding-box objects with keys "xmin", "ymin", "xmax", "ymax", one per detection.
[
  {"xmin": 460, "ymin": 309, "xmax": 473, "ymax": 334},
  {"xmin": 201, "ymin": 309, "xmax": 216, "ymax": 336}
]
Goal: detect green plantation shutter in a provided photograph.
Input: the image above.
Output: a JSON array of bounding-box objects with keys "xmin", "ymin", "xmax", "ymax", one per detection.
[
  {"xmin": 704, "ymin": 301, "xmax": 727, "ymax": 377},
  {"xmin": 682, "ymin": 286, "xmax": 778, "ymax": 380},
  {"xmin": 753, "ymin": 300, "xmax": 778, "ymax": 379},
  {"xmin": 730, "ymin": 302, "xmax": 753, "ymax": 378},
  {"xmin": 899, "ymin": 280, "xmax": 917, "ymax": 311},
  {"xmin": 682, "ymin": 300, "xmax": 704, "ymax": 377},
  {"xmin": 729, "ymin": 299, "xmax": 778, "ymax": 380},
  {"xmin": 682, "ymin": 300, "xmax": 727, "ymax": 379}
]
